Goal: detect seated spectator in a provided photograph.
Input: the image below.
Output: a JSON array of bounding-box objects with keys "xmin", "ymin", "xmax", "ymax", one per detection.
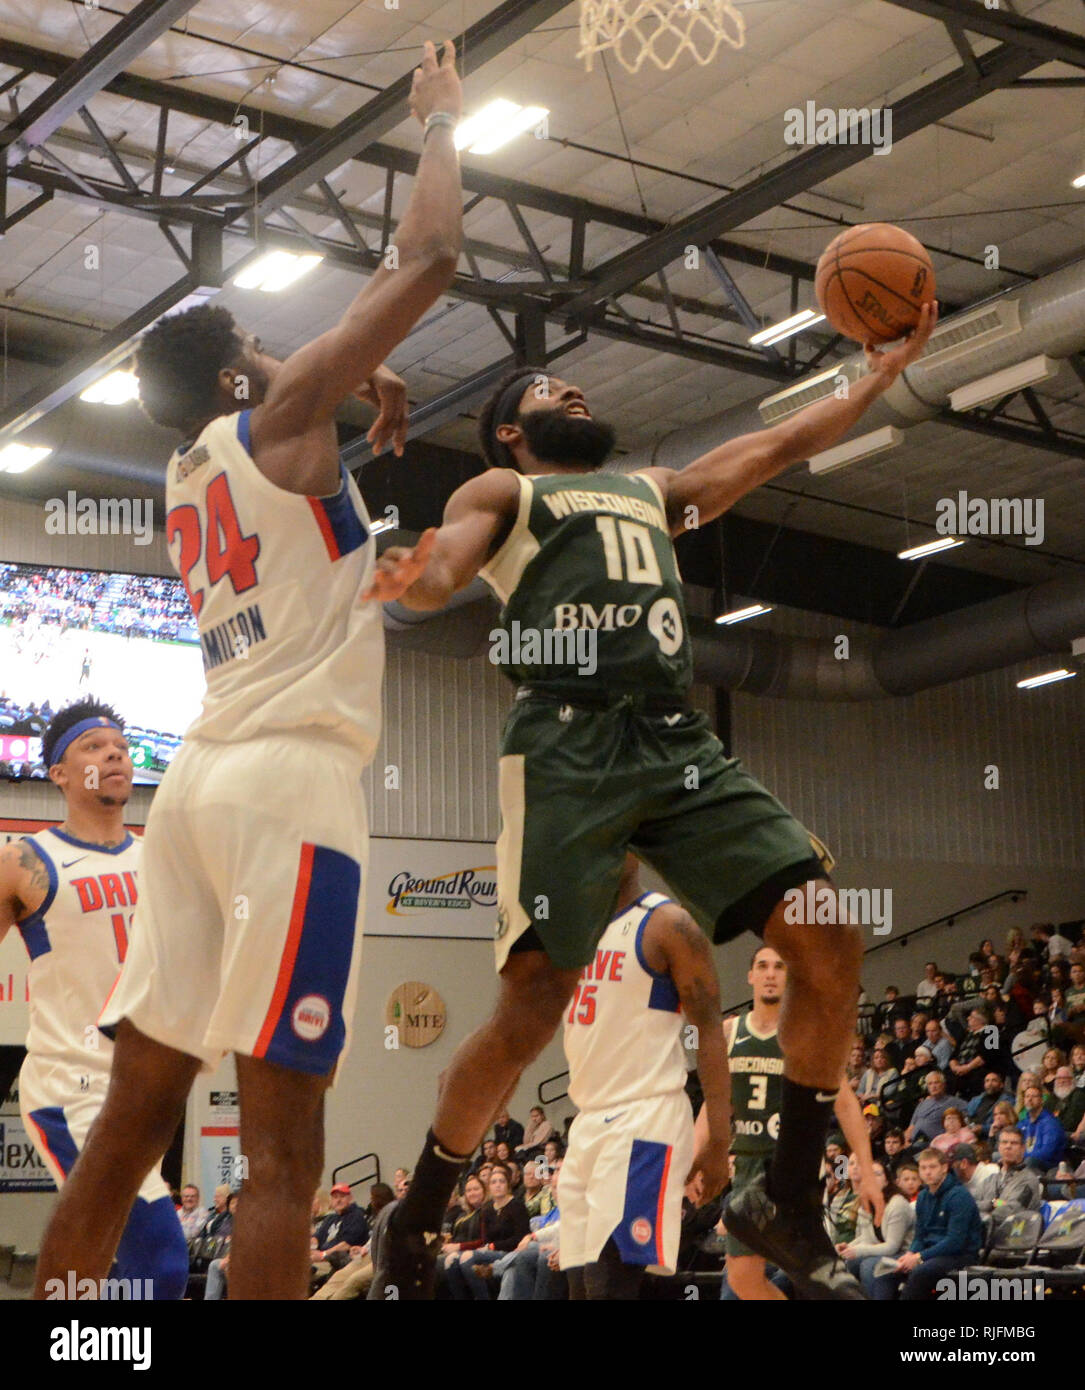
[
  {"xmin": 472, "ymin": 1139, "xmax": 498, "ymax": 1174},
  {"xmin": 890, "ymin": 1047, "xmax": 934, "ymax": 1127},
  {"xmin": 930, "ymin": 1107, "xmax": 975, "ymax": 1156},
  {"xmin": 845, "ymin": 1042, "xmax": 867, "ymax": 1093},
  {"xmin": 203, "ymin": 1185, "xmax": 232, "ymax": 1238},
  {"xmin": 1020, "ymin": 1084, "xmax": 1066, "ymax": 1173},
  {"xmin": 494, "ymin": 1140, "xmax": 514, "ymax": 1166},
  {"xmin": 875, "ymin": 986, "xmax": 902, "ymax": 1032},
  {"xmin": 475, "ymin": 1162, "xmax": 494, "ymax": 1194},
  {"xmin": 1051, "ymin": 1066, "xmax": 1085, "ymax": 1159},
  {"xmin": 204, "ymin": 1191, "xmax": 240, "ymax": 1301},
  {"xmin": 444, "ymin": 1164, "xmax": 530, "ymax": 1299},
  {"xmin": 312, "ymin": 1183, "xmax": 371, "ymax": 1279},
  {"xmin": 839, "ymin": 1159, "xmax": 915, "ymax": 1299},
  {"xmin": 947, "ymin": 1008, "xmax": 1000, "ymax": 1100},
  {"xmin": 442, "ymin": 1175, "xmax": 487, "ymax": 1252},
  {"xmin": 885, "ymin": 1016, "xmax": 917, "ymax": 1073},
  {"xmin": 904, "ymin": 1071, "xmax": 955, "ymax": 1148},
  {"xmin": 910, "ymin": 1012, "xmax": 929, "ymax": 1043},
  {"xmin": 506, "ymin": 1160, "xmax": 523, "ymax": 1193},
  {"xmin": 1048, "ymin": 989, "xmax": 1068, "ymax": 1026},
  {"xmin": 494, "ymin": 1107, "xmax": 525, "ymax": 1152},
  {"xmin": 310, "ymin": 1183, "xmax": 396, "ymax": 1301},
  {"xmin": 873, "ymin": 1148, "xmax": 982, "ymax": 1301},
  {"xmin": 965, "ymin": 1071, "xmax": 1014, "ymax": 1138},
  {"xmin": 916, "ymin": 962, "xmax": 940, "ymax": 1002},
  {"xmin": 1065, "ymin": 963, "xmax": 1085, "ymax": 1024},
  {"xmin": 1033, "ymin": 921, "xmax": 1073, "ymax": 962},
  {"xmin": 857, "ymin": 1048, "xmax": 898, "ymax": 1107},
  {"xmin": 177, "ymin": 1184, "xmax": 205, "ymax": 1241},
  {"xmin": 1015, "ymin": 1071, "xmax": 1051, "ymax": 1118},
  {"xmin": 495, "ymin": 1162, "xmax": 565, "ymax": 1301},
  {"xmin": 987, "ymin": 1100, "xmax": 1020, "ymax": 1151},
  {"xmin": 516, "ymin": 1106, "xmax": 555, "ymax": 1161},
  {"xmin": 882, "ymin": 1128, "xmax": 907, "ymax": 1175},
  {"xmin": 1041, "ymin": 1047, "xmax": 1068, "ymax": 1090},
  {"xmin": 977, "ymin": 1127, "xmax": 1042, "ymax": 1214},
  {"xmin": 949, "ymin": 1143, "xmax": 997, "ymax": 1208},
  {"xmin": 826, "ymin": 1162, "xmax": 861, "ymax": 1246},
  {"xmin": 311, "ymin": 1188, "xmax": 331, "ymax": 1232},
  {"xmin": 1071, "ymin": 1043, "xmax": 1085, "ymax": 1087},
  {"xmin": 896, "ymin": 1161, "xmax": 921, "ymax": 1205},
  {"xmin": 924, "ymin": 1018, "xmax": 953, "ymax": 1071},
  {"xmin": 520, "ymin": 1160, "xmax": 551, "ymax": 1219},
  {"xmin": 542, "ymin": 1137, "xmax": 565, "ymax": 1169},
  {"xmin": 863, "ymin": 1104, "xmax": 886, "ymax": 1160}
]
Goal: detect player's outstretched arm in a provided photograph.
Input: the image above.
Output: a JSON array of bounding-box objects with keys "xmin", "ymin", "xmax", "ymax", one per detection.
[
  {"xmin": 364, "ymin": 469, "xmax": 520, "ymax": 608},
  {"xmin": 833, "ymin": 1077, "xmax": 885, "ymax": 1226},
  {"xmin": 252, "ymin": 42, "xmax": 463, "ymax": 453},
  {"xmin": 645, "ymin": 905, "xmax": 730, "ymax": 1202},
  {"xmin": 659, "ymin": 301, "xmax": 938, "ymax": 533},
  {"xmin": 0, "ymin": 839, "xmax": 50, "ymax": 945}
]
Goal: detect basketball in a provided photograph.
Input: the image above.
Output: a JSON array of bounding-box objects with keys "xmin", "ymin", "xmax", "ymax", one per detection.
[{"xmin": 815, "ymin": 223, "xmax": 936, "ymax": 345}]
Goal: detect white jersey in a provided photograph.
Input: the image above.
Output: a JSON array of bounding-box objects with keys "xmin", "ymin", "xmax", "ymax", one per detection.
[
  {"xmin": 165, "ymin": 409, "xmax": 383, "ymax": 758},
  {"xmin": 564, "ymin": 891, "xmax": 688, "ymax": 1113},
  {"xmin": 16, "ymin": 828, "xmax": 140, "ymax": 1082}
]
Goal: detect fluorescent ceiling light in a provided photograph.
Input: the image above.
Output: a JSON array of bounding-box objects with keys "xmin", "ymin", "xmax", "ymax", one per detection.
[
  {"xmin": 1073, "ymin": 172, "xmax": 1085, "ymax": 189},
  {"xmin": 1017, "ymin": 669, "xmax": 1077, "ymax": 690},
  {"xmin": 898, "ymin": 537, "xmax": 966, "ymax": 561},
  {"xmin": 80, "ymin": 370, "xmax": 140, "ymax": 406},
  {"xmin": 749, "ymin": 309, "xmax": 826, "ymax": 347},
  {"xmin": 233, "ymin": 251, "xmax": 323, "ymax": 292},
  {"xmin": 715, "ymin": 603, "xmax": 772, "ymax": 626},
  {"xmin": 454, "ymin": 100, "xmax": 549, "ymax": 154},
  {"xmin": 0, "ymin": 443, "xmax": 52, "ymax": 473},
  {"xmin": 949, "ymin": 354, "xmax": 1059, "ymax": 412},
  {"xmin": 809, "ymin": 425, "xmax": 902, "ymax": 476},
  {"xmin": 370, "ymin": 518, "xmax": 396, "ymax": 536}
]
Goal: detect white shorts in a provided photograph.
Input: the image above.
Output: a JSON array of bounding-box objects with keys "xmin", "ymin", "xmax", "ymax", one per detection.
[
  {"xmin": 558, "ymin": 1090, "xmax": 694, "ymax": 1276},
  {"xmin": 100, "ymin": 732, "xmax": 369, "ymax": 1077},
  {"xmin": 20, "ymin": 1054, "xmax": 170, "ymax": 1204}
]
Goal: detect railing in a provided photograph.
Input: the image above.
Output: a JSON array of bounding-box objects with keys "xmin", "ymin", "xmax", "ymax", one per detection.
[
  {"xmin": 537, "ymin": 887, "xmax": 1029, "ymax": 1105},
  {"xmin": 331, "ymin": 1151, "xmax": 381, "ymax": 1195}
]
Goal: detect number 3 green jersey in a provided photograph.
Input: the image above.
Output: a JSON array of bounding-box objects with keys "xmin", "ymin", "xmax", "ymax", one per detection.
[
  {"xmin": 728, "ymin": 1010, "xmax": 784, "ymax": 1156},
  {"xmin": 480, "ymin": 471, "xmax": 692, "ymax": 697}
]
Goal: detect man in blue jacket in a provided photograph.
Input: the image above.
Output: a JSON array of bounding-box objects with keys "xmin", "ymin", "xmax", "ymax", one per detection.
[
  {"xmin": 889, "ymin": 1149, "xmax": 982, "ymax": 1300},
  {"xmin": 1020, "ymin": 1084, "xmax": 1066, "ymax": 1173}
]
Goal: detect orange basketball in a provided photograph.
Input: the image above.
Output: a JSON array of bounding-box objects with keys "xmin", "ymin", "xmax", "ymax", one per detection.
[{"xmin": 815, "ymin": 223, "xmax": 935, "ymax": 344}]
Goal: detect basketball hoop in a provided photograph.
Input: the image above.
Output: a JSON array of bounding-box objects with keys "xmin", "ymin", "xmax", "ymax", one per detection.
[{"xmin": 578, "ymin": 0, "xmax": 745, "ymax": 73}]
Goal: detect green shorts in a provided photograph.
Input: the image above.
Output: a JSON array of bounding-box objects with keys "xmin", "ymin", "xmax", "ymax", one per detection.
[
  {"xmin": 493, "ymin": 691, "xmax": 833, "ymax": 972},
  {"xmin": 725, "ymin": 1152, "xmax": 772, "ymax": 1258}
]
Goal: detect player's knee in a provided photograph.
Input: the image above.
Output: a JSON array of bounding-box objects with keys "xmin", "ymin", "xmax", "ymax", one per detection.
[{"xmin": 726, "ymin": 1257, "xmax": 767, "ymax": 1300}]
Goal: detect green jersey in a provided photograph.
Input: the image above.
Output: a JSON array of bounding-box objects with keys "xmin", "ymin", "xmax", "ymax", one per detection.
[
  {"xmin": 480, "ymin": 471, "xmax": 692, "ymax": 698},
  {"xmin": 728, "ymin": 1009, "xmax": 784, "ymax": 1156}
]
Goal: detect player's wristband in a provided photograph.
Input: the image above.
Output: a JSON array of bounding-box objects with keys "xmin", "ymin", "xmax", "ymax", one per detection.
[{"xmin": 424, "ymin": 111, "xmax": 458, "ymax": 141}]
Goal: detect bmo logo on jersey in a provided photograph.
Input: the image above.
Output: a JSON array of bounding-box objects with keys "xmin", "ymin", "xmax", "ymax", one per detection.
[
  {"xmin": 734, "ymin": 1112, "xmax": 781, "ymax": 1141},
  {"xmin": 291, "ymin": 994, "xmax": 331, "ymax": 1042}
]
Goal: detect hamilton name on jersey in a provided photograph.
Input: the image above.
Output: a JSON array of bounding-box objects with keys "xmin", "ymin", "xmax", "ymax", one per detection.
[{"xmin": 199, "ymin": 602, "xmax": 269, "ymax": 672}]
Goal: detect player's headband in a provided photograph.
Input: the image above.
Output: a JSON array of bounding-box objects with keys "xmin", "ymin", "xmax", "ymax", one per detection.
[
  {"xmin": 491, "ymin": 369, "xmax": 546, "ymax": 467},
  {"xmin": 50, "ymin": 716, "xmax": 123, "ymax": 766}
]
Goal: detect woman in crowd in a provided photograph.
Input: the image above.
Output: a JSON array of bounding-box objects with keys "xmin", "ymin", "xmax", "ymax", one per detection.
[
  {"xmin": 494, "ymin": 1140, "xmax": 514, "ymax": 1166},
  {"xmin": 825, "ymin": 1155, "xmax": 861, "ymax": 1246},
  {"xmin": 444, "ymin": 1164, "xmax": 530, "ymax": 1300},
  {"xmin": 931, "ymin": 1106, "xmax": 975, "ymax": 1155},
  {"xmin": 857, "ymin": 1048, "xmax": 898, "ymax": 1108},
  {"xmin": 846, "ymin": 1042, "xmax": 867, "ymax": 1093},
  {"xmin": 515, "ymin": 1106, "xmax": 555, "ymax": 1162},
  {"xmin": 520, "ymin": 1161, "xmax": 550, "ymax": 1219},
  {"xmin": 1041, "ymin": 1046, "xmax": 1068, "ymax": 1089},
  {"xmin": 311, "ymin": 1189, "xmax": 331, "ymax": 1235},
  {"xmin": 987, "ymin": 1100, "xmax": 1019, "ymax": 1147},
  {"xmin": 838, "ymin": 1158, "xmax": 915, "ymax": 1300},
  {"xmin": 1071, "ymin": 1043, "xmax": 1085, "ymax": 1087}
]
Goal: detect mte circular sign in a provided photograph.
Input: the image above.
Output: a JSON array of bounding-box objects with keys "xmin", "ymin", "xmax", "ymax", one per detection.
[{"xmin": 385, "ymin": 982, "xmax": 447, "ymax": 1048}]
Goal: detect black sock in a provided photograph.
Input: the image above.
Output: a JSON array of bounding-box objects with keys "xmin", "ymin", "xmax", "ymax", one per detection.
[
  {"xmin": 398, "ymin": 1128, "xmax": 471, "ymax": 1233},
  {"xmin": 767, "ymin": 1077, "xmax": 837, "ymax": 1209}
]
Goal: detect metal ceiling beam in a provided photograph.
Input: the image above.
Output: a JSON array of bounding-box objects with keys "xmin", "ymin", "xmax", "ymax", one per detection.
[
  {"xmin": 558, "ymin": 40, "xmax": 1041, "ymax": 319},
  {"xmin": 0, "ymin": 39, "xmax": 826, "ymax": 287},
  {"xmin": 241, "ymin": 0, "xmax": 570, "ymax": 220},
  {"xmin": 936, "ymin": 409, "xmax": 1085, "ymax": 461},
  {"xmin": 0, "ymin": 0, "xmax": 201, "ymax": 167},
  {"xmin": 881, "ymin": 0, "xmax": 1085, "ymax": 72}
]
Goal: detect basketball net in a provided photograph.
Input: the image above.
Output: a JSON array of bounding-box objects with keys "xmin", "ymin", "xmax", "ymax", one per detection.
[{"xmin": 578, "ymin": 0, "xmax": 745, "ymax": 73}]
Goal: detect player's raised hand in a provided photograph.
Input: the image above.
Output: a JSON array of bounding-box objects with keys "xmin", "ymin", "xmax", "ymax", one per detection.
[
  {"xmin": 354, "ymin": 365, "xmax": 409, "ymax": 457},
  {"xmin": 864, "ymin": 299, "xmax": 938, "ymax": 379},
  {"xmin": 686, "ymin": 1137, "xmax": 729, "ymax": 1205},
  {"xmin": 363, "ymin": 527, "xmax": 438, "ymax": 602},
  {"xmin": 409, "ymin": 39, "xmax": 462, "ymax": 127}
]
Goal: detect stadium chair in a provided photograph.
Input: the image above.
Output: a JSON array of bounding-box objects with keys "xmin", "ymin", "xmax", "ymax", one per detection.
[
  {"xmin": 1033, "ymin": 1205, "xmax": 1085, "ymax": 1268},
  {"xmin": 981, "ymin": 1208, "xmax": 1043, "ymax": 1267}
]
